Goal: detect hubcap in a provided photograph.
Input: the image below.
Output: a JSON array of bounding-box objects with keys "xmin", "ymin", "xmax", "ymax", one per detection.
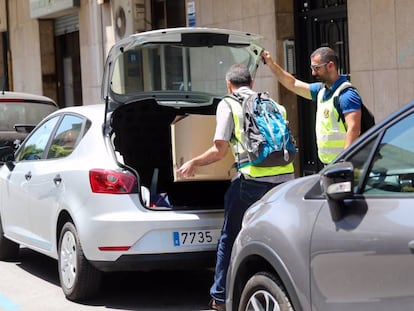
[
  {"xmin": 246, "ymin": 290, "xmax": 280, "ymax": 311},
  {"xmin": 60, "ymin": 230, "xmax": 77, "ymax": 289}
]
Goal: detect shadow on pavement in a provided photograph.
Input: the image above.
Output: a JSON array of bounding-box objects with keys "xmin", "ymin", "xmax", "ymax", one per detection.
[{"xmin": 16, "ymin": 247, "xmax": 215, "ymax": 310}]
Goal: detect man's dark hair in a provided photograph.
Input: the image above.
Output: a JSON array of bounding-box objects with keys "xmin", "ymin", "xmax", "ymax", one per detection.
[
  {"xmin": 311, "ymin": 47, "xmax": 339, "ymax": 69},
  {"xmin": 225, "ymin": 64, "xmax": 252, "ymax": 87}
]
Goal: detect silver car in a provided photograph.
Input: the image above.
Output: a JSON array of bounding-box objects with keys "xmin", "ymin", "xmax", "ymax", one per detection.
[
  {"xmin": 227, "ymin": 100, "xmax": 414, "ymax": 310},
  {"xmin": 0, "ymin": 27, "xmax": 264, "ymax": 302}
]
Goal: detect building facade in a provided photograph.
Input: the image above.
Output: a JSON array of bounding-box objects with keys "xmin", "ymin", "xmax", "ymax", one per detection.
[{"xmin": 1, "ymin": 0, "xmax": 413, "ymax": 175}]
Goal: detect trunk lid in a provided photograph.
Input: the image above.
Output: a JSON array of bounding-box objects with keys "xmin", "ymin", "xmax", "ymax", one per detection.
[{"xmin": 102, "ymin": 27, "xmax": 264, "ymax": 114}]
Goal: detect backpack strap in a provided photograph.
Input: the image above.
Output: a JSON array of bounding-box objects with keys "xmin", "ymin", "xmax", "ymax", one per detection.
[
  {"xmin": 332, "ymin": 82, "xmax": 376, "ymax": 135},
  {"xmin": 231, "ymin": 92, "xmax": 244, "ymax": 103},
  {"xmin": 221, "ymin": 95, "xmax": 243, "ymax": 168},
  {"xmin": 332, "ymin": 81, "xmax": 355, "ymax": 125},
  {"xmin": 222, "ymin": 93, "xmax": 243, "ymax": 132},
  {"xmin": 221, "ymin": 93, "xmax": 251, "ymax": 169}
]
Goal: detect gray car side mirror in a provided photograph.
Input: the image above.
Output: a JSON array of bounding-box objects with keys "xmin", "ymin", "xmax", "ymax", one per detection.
[{"xmin": 320, "ymin": 162, "xmax": 354, "ymax": 220}]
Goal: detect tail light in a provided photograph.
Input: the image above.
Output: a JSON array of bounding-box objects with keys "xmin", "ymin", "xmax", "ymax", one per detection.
[{"xmin": 89, "ymin": 169, "xmax": 136, "ymax": 194}]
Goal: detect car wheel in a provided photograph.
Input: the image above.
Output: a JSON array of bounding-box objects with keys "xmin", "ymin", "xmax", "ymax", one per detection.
[
  {"xmin": 238, "ymin": 272, "xmax": 293, "ymax": 311},
  {"xmin": 58, "ymin": 222, "xmax": 102, "ymax": 301},
  {"xmin": 0, "ymin": 216, "xmax": 19, "ymax": 260}
]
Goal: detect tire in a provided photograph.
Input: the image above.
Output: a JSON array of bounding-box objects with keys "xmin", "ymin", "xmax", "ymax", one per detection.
[
  {"xmin": 58, "ymin": 222, "xmax": 102, "ymax": 301},
  {"xmin": 0, "ymin": 216, "xmax": 19, "ymax": 260},
  {"xmin": 238, "ymin": 272, "xmax": 294, "ymax": 311}
]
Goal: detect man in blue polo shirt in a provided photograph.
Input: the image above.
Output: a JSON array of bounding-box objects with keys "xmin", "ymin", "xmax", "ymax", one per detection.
[{"xmin": 262, "ymin": 47, "xmax": 363, "ymax": 165}]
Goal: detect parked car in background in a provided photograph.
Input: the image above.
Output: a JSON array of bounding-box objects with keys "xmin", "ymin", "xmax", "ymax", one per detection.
[
  {"xmin": 0, "ymin": 91, "xmax": 58, "ymax": 152},
  {"xmin": 226, "ymin": 100, "xmax": 414, "ymax": 311},
  {"xmin": 0, "ymin": 27, "xmax": 265, "ymax": 302}
]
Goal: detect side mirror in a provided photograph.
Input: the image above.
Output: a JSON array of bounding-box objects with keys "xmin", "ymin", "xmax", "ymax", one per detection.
[
  {"xmin": 320, "ymin": 162, "xmax": 354, "ymax": 221},
  {"xmin": 321, "ymin": 161, "xmax": 354, "ymax": 200},
  {"xmin": 14, "ymin": 124, "xmax": 36, "ymax": 133}
]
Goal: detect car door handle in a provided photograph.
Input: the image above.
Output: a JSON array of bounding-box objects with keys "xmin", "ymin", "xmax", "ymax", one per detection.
[
  {"xmin": 25, "ymin": 171, "xmax": 32, "ymax": 180},
  {"xmin": 53, "ymin": 174, "xmax": 62, "ymax": 185},
  {"xmin": 409, "ymin": 240, "xmax": 414, "ymax": 250}
]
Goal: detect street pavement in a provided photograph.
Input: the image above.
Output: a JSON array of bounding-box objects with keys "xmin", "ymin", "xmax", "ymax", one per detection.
[{"xmin": 0, "ymin": 247, "xmax": 215, "ymax": 311}]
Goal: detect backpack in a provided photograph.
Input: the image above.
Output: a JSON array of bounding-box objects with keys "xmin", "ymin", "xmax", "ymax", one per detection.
[
  {"xmin": 333, "ymin": 82, "xmax": 375, "ymax": 135},
  {"xmin": 226, "ymin": 92, "xmax": 296, "ymax": 168}
]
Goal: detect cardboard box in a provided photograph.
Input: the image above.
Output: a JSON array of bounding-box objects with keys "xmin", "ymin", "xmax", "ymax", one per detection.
[{"xmin": 171, "ymin": 114, "xmax": 236, "ymax": 181}]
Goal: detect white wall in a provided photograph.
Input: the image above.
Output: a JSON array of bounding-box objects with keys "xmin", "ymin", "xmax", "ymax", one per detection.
[
  {"xmin": 78, "ymin": 0, "xmax": 110, "ymax": 105},
  {"xmin": 348, "ymin": 0, "xmax": 414, "ymax": 122},
  {"xmin": 8, "ymin": 1, "xmax": 43, "ymax": 94}
]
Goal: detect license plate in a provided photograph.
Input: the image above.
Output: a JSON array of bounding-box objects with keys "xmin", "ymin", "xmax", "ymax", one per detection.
[{"xmin": 173, "ymin": 230, "xmax": 220, "ymax": 247}]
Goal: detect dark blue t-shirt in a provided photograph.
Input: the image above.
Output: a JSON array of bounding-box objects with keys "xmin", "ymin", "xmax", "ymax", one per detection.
[{"xmin": 309, "ymin": 75, "xmax": 362, "ymax": 114}]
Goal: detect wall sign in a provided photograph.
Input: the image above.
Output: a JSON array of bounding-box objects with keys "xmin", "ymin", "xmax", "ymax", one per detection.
[{"xmin": 187, "ymin": 1, "xmax": 195, "ymax": 27}]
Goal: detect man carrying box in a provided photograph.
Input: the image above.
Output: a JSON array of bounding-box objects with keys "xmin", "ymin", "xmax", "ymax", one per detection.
[{"xmin": 176, "ymin": 63, "xmax": 295, "ymax": 311}]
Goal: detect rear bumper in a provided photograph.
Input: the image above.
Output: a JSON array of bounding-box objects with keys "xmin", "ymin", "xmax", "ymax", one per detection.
[{"xmin": 91, "ymin": 250, "xmax": 216, "ymax": 272}]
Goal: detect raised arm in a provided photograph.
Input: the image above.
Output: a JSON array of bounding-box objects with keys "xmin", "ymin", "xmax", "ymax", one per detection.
[{"xmin": 262, "ymin": 50, "xmax": 312, "ymax": 100}]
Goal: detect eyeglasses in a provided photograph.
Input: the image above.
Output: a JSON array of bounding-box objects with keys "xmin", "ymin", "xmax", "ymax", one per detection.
[{"xmin": 310, "ymin": 62, "xmax": 328, "ymax": 71}]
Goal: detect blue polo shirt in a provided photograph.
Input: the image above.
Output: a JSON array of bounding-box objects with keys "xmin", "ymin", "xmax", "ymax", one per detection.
[{"xmin": 309, "ymin": 75, "xmax": 362, "ymax": 114}]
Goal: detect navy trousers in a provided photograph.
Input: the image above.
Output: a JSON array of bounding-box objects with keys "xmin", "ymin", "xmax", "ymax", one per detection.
[{"xmin": 210, "ymin": 176, "xmax": 277, "ymax": 303}]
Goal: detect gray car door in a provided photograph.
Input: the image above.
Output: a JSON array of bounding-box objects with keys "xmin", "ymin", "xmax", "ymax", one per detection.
[{"xmin": 310, "ymin": 112, "xmax": 414, "ymax": 310}]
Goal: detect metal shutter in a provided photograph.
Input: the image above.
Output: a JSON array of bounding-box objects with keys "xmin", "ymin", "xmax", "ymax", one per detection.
[{"xmin": 54, "ymin": 14, "xmax": 79, "ymax": 36}]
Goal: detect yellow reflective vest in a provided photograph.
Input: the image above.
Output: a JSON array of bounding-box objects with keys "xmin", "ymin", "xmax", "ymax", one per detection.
[
  {"xmin": 315, "ymin": 83, "xmax": 348, "ymax": 164},
  {"xmin": 225, "ymin": 96, "xmax": 295, "ymax": 178}
]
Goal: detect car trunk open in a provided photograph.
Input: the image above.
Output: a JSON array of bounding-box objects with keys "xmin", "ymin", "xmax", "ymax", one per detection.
[
  {"xmin": 103, "ymin": 27, "xmax": 264, "ymax": 210},
  {"xmin": 110, "ymin": 97, "xmax": 231, "ymax": 210}
]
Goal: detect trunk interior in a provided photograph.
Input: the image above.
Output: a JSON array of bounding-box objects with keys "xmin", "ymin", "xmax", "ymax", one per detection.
[{"xmin": 110, "ymin": 98, "xmax": 230, "ymax": 210}]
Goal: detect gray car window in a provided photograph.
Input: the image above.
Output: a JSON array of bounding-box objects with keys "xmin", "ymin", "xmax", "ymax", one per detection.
[
  {"xmin": 16, "ymin": 116, "xmax": 60, "ymax": 161},
  {"xmin": 346, "ymin": 138, "xmax": 377, "ymax": 191},
  {"xmin": 364, "ymin": 113, "xmax": 414, "ymax": 194}
]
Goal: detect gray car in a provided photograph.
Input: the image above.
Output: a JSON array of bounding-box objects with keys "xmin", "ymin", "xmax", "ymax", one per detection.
[
  {"xmin": 0, "ymin": 91, "xmax": 58, "ymax": 151},
  {"xmin": 226, "ymin": 100, "xmax": 414, "ymax": 311}
]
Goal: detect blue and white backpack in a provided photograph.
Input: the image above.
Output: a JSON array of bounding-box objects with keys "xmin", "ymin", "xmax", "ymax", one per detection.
[{"xmin": 226, "ymin": 91, "xmax": 296, "ymax": 168}]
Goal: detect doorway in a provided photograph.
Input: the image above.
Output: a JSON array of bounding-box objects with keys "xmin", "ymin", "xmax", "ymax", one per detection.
[
  {"xmin": 55, "ymin": 15, "xmax": 82, "ymax": 107},
  {"xmin": 294, "ymin": 0, "xmax": 349, "ymax": 175},
  {"xmin": 151, "ymin": 0, "xmax": 186, "ymax": 29}
]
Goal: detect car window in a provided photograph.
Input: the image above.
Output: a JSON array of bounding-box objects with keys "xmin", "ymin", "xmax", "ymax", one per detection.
[
  {"xmin": 344, "ymin": 138, "xmax": 377, "ymax": 189},
  {"xmin": 0, "ymin": 102, "xmax": 57, "ymax": 131},
  {"xmin": 351, "ymin": 112, "xmax": 414, "ymax": 195},
  {"xmin": 110, "ymin": 44, "xmax": 255, "ymax": 96},
  {"xmin": 47, "ymin": 115, "xmax": 83, "ymax": 159},
  {"xmin": 16, "ymin": 116, "xmax": 60, "ymax": 161}
]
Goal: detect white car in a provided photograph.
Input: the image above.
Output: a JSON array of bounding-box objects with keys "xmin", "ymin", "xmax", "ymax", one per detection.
[{"xmin": 0, "ymin": 27, "xmax": 264, "ymax": 301}]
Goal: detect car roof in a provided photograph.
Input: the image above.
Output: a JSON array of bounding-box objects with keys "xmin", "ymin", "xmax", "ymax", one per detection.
[
  {"xmin": 0, "ymin": 91, "xmax": 57, "ymax": 106},
  {"xmin": 358, "ymin": 99, "xmax": 414, "ymax": 138},
  {"xmin": 332, "ymin": 99, "xmax": 414, "ymax": 164},
  {"xmin": 47, "ymin": 104, "xmax": 105, "ymax": 126},
  {"xmin": 50, "ymin": 104, "xmax": 103, "ymax": 116}
]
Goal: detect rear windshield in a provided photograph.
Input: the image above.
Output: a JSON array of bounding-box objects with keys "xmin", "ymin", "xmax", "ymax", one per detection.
[
  {"xmin": 0, "ymin": 102, "xmax": 57, "ymax": 131},
  {"xmin": 110, "ymin": 44, "xmax": 256, "ymax": 96}
]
